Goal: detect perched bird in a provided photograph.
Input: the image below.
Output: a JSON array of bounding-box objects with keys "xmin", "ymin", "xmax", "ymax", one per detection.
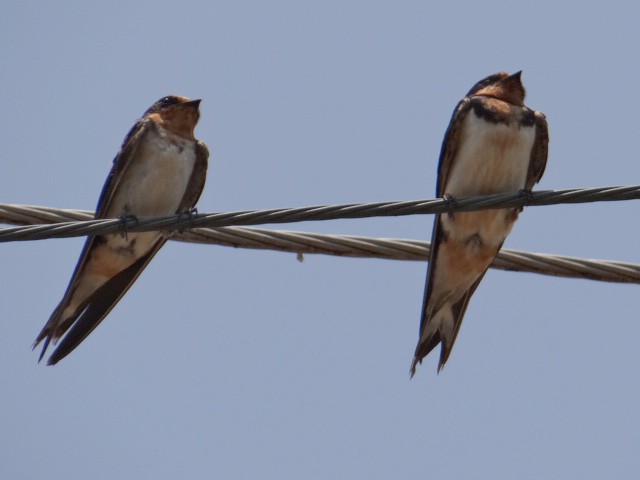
[
  {"xmin": 411, "ymin": 71, "xmax": 548, "ymax": 375},
  {"xmin": 34, "ymin": 95, "xmax": 209, "ymax": 365}
]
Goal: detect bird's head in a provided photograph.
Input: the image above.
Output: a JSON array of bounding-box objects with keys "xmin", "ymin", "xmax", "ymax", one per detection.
[
  {"xmin": 146, "ymin": 95, "xmax": 202, "ymax": 139},
  {"xmin": 466, "ymin": 71, "xmax": 526, "ymax": 106}
]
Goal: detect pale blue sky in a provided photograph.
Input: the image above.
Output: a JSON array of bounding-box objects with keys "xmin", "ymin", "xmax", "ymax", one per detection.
[{"xmin": 2, "ymin": 2, "xmax": 639, "ymax": 479}]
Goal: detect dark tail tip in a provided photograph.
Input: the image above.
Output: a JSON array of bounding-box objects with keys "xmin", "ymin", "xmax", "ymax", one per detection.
[
  {"xmin": 35, "ymin": 337, "xmax": 51, "ymax": 364},
  {"xmin": 437, "ymin": 344, "xmax": 451, "ymax": 373},
  {"xmin": 46, "ymin": 343, "xmax": 70, "ymax": 366},
  {"xmin": 409, "ymin": 357, "xmax": 420, "ymax": 379}
]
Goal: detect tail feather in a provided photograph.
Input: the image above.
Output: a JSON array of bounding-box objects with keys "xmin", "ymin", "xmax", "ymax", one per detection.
[
  {"xmin": 32, "ymin": 300, "xmax": 68, "ymax": 363},
  {"xmin": 35, "ymin": 240, "xmax": 165, "ymax": 365},
  {"xmin": 45, "ymin": 242, "xmax": 164, "ymax": 365},
  {"xmin": 36, "ymin": 337, "xmax": 52, "ymax": 363},
  {"xmin": 47, "ymin": 273, "xmax": 128, "ymax": 365},
  {"xmin": 411, "ymin": 272, "xmax": 486, "ymax": 376},
  {"xmin": 410, "ymin": 304, "xmax": 457, "ymax": 377}
]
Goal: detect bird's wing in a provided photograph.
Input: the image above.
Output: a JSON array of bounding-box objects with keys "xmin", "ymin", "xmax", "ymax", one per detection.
[
  {"xmin": 45, "ymin": 239, "xmax": 166, "ymax": 365},
  {"xmin": 525, "ymin": 111, "xmax": 549, "ymax": 189},
  {"xmin": 418, "ymin": 98, "xmax": 472, "ymax": 333},
  {"xmin": 178, "ymin": 141, "xmax": 209, "ymax": 212},
  {"xmin": 33, "ymin": 118, "xmax": 154, "ymax": 356}
]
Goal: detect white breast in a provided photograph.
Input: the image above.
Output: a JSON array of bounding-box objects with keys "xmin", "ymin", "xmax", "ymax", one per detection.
[
  {"xmin": 105, "ymin": 129, "xmax": 197, "ymax": 256},
  {"xmin": 445, "ymin": 112, "xmax": 536, "ymax": 196},
  {"xmin": 115, "ymin": 133, "xmax": 197, "ymax": 217},
  {"xmin": 441, "ymin": 111, "xmax": 536, "ymax": 247}
]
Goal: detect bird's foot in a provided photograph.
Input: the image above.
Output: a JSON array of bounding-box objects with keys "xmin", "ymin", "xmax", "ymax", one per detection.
[
  {"xmin": 517, "ymin": 188, "xmax": 534, "ymax": 213},
  {"xmin": 443, "ymin": 193, "xmax": 457, "ymax": 219},
  {"xmin": 119, "ymin": 214, "xmax": 139, "ymax": 240},
  {"xmin": 186, "ymin": 207, "xmax": 198, "ymax": 219},
  {"xmin": 519, "ymin": 188, "xmax": 533, "ymax": 205},
  {"xmin": 176, "ymin": 207, "xmax": 199, "ymax": 235}
]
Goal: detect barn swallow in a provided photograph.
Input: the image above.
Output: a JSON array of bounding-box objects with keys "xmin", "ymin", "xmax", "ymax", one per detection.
[
  {"xmin": 410, "ymin": 71, "xmax": 548, "ymax": 375},
  {"xmin": 33, "ymin": 95, "xmax": 209, "ymax": 365}
]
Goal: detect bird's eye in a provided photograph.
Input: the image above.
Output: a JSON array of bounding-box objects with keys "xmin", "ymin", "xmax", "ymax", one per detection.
[{"xmin": 157, "ymin": 96, "xmax": 178, "ymax": 109}]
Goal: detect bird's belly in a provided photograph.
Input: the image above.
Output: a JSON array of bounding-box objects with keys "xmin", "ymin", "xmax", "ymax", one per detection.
[
  {"xmin": 442, "ymin": 209, "xmax": 515, "ymax": 249},
  {"xmin": 442, "ymin": 116, "xmax": 535, "ymax": 246},
  {"xmin": 105, "ymin": 136, "xmax": 197, "ymax": 257}
]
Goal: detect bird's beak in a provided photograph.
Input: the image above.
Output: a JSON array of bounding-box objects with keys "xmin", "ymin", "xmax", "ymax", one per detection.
[
  {"xmin": 505, "ymin": 71, "xmax": 522, "ymax": 82},
  {"xmin": 183, "ymin": 99, "xmax": 202, "ymax": 110}
]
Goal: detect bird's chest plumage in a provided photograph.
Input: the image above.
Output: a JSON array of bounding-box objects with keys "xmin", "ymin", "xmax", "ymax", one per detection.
[
  {"xmin": 113, "ymin": 131, "xmax": 197, "ymax": 217},
  {"xmin": 104, "ymin": 128, "xmax": 197, "ymax": 259},
  {"xmin": 445, "ymin": 112, "xmax": 535, "ymax": 195},
  {"xmin": 441, "ymin": 111, "xmax": 536, "ymax": 247}
]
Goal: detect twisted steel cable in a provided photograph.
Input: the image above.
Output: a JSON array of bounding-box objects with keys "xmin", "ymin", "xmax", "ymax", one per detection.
[
  {"xmin": 0, "ymin": 186, "xmax": 639, "ymax": 242},
  {"xmin": 1, "ymin": 199, "xmax": 639, "ymax": 284}
]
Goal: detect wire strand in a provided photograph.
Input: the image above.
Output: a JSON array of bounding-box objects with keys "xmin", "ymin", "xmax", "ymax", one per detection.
[
  {"xmin": 1, "ymin": 203, "xmax": 639, "ymax": 284},
  {"xmin": 0, "ymin": 185, "xmax": 639, "ymax": 242}
]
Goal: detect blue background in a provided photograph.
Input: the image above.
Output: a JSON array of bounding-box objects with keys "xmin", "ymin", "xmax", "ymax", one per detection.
[{"xmin": 2, "ymin": 2, "xmax": 639, "ymax": 478}]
